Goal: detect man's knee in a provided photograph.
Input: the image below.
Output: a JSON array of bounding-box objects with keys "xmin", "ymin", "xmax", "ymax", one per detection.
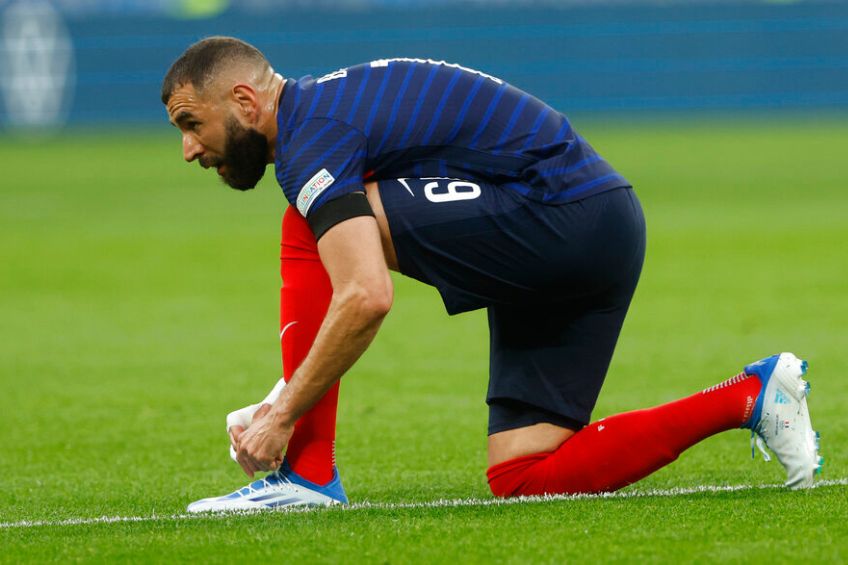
[
  {"xmin": 487, "ymin": 423, "xmax": 575, "ymax": 467},
  {"xmin": 486, "ymin": 424, "xmax": 575, "ymax": 497},
  {"xmin": 486, "ymin": 452, "xmax": 549, "ymax": 498}
]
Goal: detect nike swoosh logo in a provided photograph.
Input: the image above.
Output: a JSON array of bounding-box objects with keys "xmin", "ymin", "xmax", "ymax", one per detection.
[
  {"xmin": 279, "ymin": 321, "xmax": 298, "ymax": 340},
  {"xmin": 398, "ymin": 178, "xmax": 415, "ymax": 197}
]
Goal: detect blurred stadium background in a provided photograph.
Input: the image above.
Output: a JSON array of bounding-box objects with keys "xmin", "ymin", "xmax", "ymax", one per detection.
[{"xmin": 1, "ymin": 0, "xmax": 846, "ymax": 128}]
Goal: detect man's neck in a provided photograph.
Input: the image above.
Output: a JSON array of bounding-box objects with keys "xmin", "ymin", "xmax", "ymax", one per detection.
[{"xmin": 264, "ymin": 72, "xmax": 286, "ymax": 164}]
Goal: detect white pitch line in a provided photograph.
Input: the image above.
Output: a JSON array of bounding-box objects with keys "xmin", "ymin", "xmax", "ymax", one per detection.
[{"xmin": 2, "ymin": 478, "xmax": 846, "ymax": 530}]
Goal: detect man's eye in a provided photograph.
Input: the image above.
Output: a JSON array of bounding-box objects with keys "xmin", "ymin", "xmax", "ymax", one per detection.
[{"xmin": 186, "ymin": 121, "xmax": 200, "ymax": 131}]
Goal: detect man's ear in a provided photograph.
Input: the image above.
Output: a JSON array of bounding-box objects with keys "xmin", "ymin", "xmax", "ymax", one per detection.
[{"xmin": 231, "ymin": 83, "xmax": 259, "ymax": 123}]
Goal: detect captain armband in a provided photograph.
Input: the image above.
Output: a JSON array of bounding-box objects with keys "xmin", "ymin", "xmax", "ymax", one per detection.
[{"xmin": 307, "ymin": 192, "xmax": 376, "ymax": 240}]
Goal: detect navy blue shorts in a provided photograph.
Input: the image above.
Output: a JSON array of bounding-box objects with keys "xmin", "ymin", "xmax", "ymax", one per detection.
[{"xmin": 378, "ymin": 179, "xmax": 646, "ymax": 434}]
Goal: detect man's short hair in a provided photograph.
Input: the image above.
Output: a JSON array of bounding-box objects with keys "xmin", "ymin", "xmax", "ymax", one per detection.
[{"xmin": 161, "ymin": 36, "xmax": 270, "ymax": 104}]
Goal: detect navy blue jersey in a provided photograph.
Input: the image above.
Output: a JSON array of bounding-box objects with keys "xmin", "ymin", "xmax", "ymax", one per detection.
[{"xmin": 274, "ymin": 58, "xmax": 629, "ymax": 219}]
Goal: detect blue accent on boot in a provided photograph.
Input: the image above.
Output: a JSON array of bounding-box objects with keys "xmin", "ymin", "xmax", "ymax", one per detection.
[
  {"xmin": 742, "ymin": 353, "xmax": 781, "ymax": 430},
  {"xmin": 279, "ymin": 459, "xmax": 349, "ymax": 504},
  {"xmin": 220, "ymin": 459, "xmax": 348, "ymax": 504}
]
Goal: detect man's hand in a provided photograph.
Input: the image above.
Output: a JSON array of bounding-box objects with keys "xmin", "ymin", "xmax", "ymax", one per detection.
[
  {"xmin": 234, "ymin": 408, "xmax": 293, "ymax": 477},
  {"xmin": 226, "ymin": 378, "xmax": 288, "ymax": 465},
  {"xmin": 228, "ymin": 403, "xmax": 271, "ymax": 457}
]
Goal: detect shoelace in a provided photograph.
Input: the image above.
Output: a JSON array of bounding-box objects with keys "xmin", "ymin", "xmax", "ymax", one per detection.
[
  {"xmin": 750, "ymin": 431, "xmax": 772, "ymax": 462},
  {"xmin": 236, "ymin": 470, "xmax": 296, "ymax": 498}
]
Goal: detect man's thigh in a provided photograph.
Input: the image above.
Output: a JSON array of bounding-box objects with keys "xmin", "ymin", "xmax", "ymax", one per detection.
[
  {"xmin": 486, "ymin": 291, "xmax": 635, "ymax": 435},
  {"xmin": 485, "ymin": 188, "xmax": 646, "ymax": 434}
]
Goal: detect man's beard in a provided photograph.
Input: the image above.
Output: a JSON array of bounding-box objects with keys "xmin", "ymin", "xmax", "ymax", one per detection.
[{"xmin": 214, "ymin": 117, "xmax": 269, "ymax": 191}]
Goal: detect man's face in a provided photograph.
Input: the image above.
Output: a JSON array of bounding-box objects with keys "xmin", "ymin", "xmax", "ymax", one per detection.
[{"xmin": 166, "ymin": 83, "xmax": 269, "ymax": 190}]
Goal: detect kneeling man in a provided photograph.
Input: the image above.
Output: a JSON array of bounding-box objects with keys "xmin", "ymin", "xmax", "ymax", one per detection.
[{"xmin": 159, "ymin": 37, "xmax": 822, "ymax": 511}]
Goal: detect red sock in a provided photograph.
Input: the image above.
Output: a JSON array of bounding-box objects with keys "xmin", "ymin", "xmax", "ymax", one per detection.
[
  {"xmin": 279, "ymin": 206, "xmax": 338, "ymax": 485},
  {"xmin": 487, "ymin": 372, "xmax": 762, "ymax": 496}
]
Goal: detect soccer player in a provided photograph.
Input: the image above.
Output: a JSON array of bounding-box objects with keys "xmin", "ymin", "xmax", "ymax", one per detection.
[{"xmin": 160, "ymin": 37, "xmax": 822, "ymax": 511}]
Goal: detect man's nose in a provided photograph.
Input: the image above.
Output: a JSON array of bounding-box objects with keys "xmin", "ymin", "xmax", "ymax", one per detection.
[{"xmin": 182, "ymin": 133, "xmax": 203, "ymax": 162}]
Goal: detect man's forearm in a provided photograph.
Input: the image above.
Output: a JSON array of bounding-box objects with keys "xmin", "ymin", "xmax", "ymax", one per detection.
[
  {"xmin": 268, "ymin": 285, "xmax": 389, "ymax": 428},
  {"xmin": 268, "ymin": 214, "xmax": 392, "ymax": 434}
]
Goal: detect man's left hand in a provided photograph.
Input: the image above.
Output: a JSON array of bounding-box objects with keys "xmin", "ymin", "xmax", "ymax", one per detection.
[{"xmin": 234, "ymin": 410, "xmax": 293, "ymax": 477}]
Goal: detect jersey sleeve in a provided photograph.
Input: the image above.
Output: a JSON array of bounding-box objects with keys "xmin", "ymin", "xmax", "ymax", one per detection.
[{"xmin": 276, "ymin": 118, "xmax": 368, "ymax": 220}]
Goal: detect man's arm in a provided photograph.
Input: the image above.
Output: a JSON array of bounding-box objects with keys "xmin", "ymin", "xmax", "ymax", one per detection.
[
  {"xmin": 235, "ymin": 212, "xmax": 393, "ymax": 476},
  {"xmin": 273, "ymin": 212, "xmax": 393, "ymax": 423}
]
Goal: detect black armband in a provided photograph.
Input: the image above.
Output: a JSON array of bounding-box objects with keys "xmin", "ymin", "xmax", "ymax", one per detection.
[{"xmin": 307, "ymin": 191, "xmax": 376, "ymax": 240}]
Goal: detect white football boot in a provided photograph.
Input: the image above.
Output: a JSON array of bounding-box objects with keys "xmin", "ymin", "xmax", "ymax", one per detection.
[
  {"xmin": 187, "ymin": 459, "xmax": 348, "ymax": 513},
  {"xmin": 743, "ymin": 352, "xmax": 822, "ymax": 488}
]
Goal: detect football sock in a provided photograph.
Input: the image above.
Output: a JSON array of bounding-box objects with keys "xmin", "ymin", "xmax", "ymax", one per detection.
[
  {"xmin": 279, "ymin": 206, "xmax": 338, "ymax": 485},
  {"xmin": 487, "ymin": 372, "xmax": 762, "ymax": 496}
]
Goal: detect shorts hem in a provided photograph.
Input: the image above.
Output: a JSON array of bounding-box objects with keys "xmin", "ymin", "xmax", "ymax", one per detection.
[{"xmin": 487, "ymin": 398, "xmax": 586, "ymax": 436}]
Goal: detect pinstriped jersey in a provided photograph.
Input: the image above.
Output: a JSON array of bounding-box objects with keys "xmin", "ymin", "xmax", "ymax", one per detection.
[{"xmin": 274, "ymin": 58, "xmax": 630, "ymax": 219}]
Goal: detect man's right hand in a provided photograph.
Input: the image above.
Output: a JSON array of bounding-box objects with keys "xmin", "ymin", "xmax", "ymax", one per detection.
[{"xmin": 228, "ymin": 403, "xmax": 272, "ymax": 455}]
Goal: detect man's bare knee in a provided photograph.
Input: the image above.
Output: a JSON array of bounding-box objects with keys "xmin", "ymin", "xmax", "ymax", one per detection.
[{"xmin": 487, "ymin": 423, "xmax": 576, "ymax": 468}]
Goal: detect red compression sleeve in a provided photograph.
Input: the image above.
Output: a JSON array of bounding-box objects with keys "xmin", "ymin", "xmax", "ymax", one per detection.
[
  {"xmin": 487, "ymin": 373, "xmax": 762, "ymax": 496},
  {"xmin": 279, "ymin": 206, "xmax": 339, "ymax": 485}
]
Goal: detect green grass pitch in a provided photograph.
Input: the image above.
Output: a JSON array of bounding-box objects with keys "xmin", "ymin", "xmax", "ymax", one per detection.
[{"xmin": 1, "ymin": 118, "xmax": 846, "ymax": 562}]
